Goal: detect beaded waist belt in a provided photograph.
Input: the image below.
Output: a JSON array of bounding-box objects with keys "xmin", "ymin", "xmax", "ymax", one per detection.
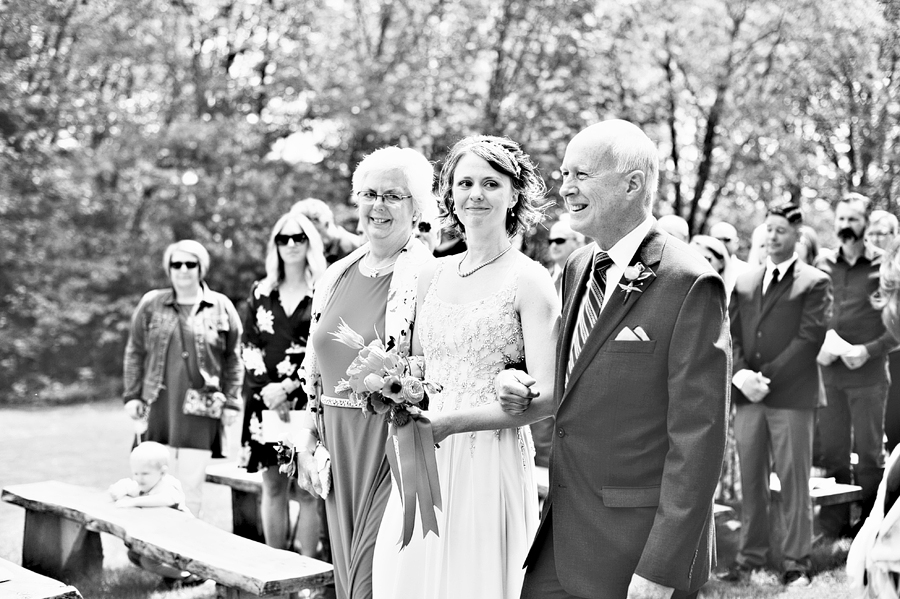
[{"xmin": 320, "ymin": 394, "xmax": 364, "ymax": 409}]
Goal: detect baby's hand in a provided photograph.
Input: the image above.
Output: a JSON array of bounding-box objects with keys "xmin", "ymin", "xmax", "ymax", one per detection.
[
  {"xmin": 115, "ymin": 496, "xmax": 139, "ymax": 508},
  {"xmin": 108, "ymin": 478, "xmax": 139, "ymax": 501}
]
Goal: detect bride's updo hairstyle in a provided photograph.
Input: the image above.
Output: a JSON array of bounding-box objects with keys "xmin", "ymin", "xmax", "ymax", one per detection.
[{"xmin": 438, "ymin": 135, "xmax": 548, "ymax": 238}]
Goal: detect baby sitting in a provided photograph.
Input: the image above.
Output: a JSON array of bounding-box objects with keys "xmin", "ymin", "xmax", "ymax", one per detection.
[{"xmin": 109, "ymin": 441, "xmax": 204, "ymax": 589}]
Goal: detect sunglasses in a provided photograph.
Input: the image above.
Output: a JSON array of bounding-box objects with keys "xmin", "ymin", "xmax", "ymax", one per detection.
[
  {"xmin": 275, "ymin": 233, "xmax": 309, "ymax": 246},
  {"xmin": 548, "ymin": 237, "xmax": 571, "ymax": 245},
  {"xmin": 170, "ymin": 261, "xmax": 199, "ymax": 270},
  {"xmin": 703, "ymin": 248, "xmax": 724, "ymax": 261}
]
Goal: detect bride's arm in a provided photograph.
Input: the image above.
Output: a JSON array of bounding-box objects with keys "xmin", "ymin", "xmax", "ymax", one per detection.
[{"xmin": 426, "ymin": 257, "xmax": 560, "ymax": 443}]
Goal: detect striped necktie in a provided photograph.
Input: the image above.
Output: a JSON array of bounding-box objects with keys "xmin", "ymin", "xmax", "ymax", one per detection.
[{"xmin": 567, "ymin": 251, "xmax": 614, "ymax": 380}]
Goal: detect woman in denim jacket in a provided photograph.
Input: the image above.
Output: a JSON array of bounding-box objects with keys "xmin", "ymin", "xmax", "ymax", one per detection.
[{"xmin": 123, "ymin": 239, "xmax": 243, "ymax": 516}]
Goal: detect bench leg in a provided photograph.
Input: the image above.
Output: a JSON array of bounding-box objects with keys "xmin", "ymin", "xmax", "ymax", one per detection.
[
  {"xmin": 231, "ymin": 489, "xmax": 264, "ymax": 542},
  {"xmin": 23, "ymin": 510, "xmax": 103, "ymax": 582},
  {"xmin": 215, "ymin": 582, "xmax": 298, "ymax": 598}
]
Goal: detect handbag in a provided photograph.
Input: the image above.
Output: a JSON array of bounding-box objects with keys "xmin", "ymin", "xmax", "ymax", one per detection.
[
  {"xmin": 183, "ymin": 388, "xmax": 226, "ymax": 419},
  {"xmin": 176, "ymin": 308, "xmax": 227, "ymax": 419},
  {"xmin": 313, "ymin": 440, "xmax": 331, "ymax": 499},
  {"xmin": 313, "ymin": 397, "xmax": 332, "ymax": 499}
]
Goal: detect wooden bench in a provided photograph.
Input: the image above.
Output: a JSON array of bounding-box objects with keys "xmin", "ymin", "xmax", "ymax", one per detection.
[
  {"xmin": 769, "ymin": 475, "xmax": 864, "ymax": 506},
  {"xmin": 2, "ymin": 481, "xmax": 332, "ymax": 598},
  {"xmin": 209, "ymin": 462, "xmax": 552, "ymax": 533},
  {"xmin": 0, "ymin": 557, "xmax": 83, "ymax": 599},
  {"xmin": 205, "ymin": 463, "xmax": 265, "ymax": 542}
]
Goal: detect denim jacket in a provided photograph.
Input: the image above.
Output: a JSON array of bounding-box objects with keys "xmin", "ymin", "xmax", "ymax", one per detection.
[{"xmin": 123, "ymin": 285, "xmax": 244, "ymax": 411}]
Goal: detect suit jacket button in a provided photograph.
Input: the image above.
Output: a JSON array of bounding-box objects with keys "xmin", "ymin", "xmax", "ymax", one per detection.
[
  {"xmin": 557, "ymin": 428, "xmax": 565, "ymax": 438},
  {"xmin": 755, "ymin": 352, "xmax": 761, "ymax": 359},
  {"xmin": 757, "ymin": 331, "xmax": 763, "ymax": 338}
]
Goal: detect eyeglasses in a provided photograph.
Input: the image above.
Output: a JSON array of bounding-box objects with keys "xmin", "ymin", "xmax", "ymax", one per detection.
[
  {"xmin": 170, "ymin": 261, "xmax": 199, "ymax": 270},
  {"xmin": 355, "ymin": 191, "xmax": 411, "ymax": 205},
  {"xmin": 275, "ymin": 233, "xmax": 309, "ymax": 246},
  {"xmin": 548, "ymin": 237, "xmax": 571, "ymax": 246},
  {"xmin": 417, "ymin": 222, "xmax": 432, "ymax": 233}
]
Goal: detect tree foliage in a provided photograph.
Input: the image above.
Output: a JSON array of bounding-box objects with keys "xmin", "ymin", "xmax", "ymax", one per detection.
[{"xmin": 1, "ymin": 0, "xmax": 897, "ymax": 399}]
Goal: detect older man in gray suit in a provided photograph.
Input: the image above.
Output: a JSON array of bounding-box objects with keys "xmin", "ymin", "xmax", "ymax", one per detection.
[{"xmin": 500, "ymin": 120, "xmax": 730, "ymax": 599}]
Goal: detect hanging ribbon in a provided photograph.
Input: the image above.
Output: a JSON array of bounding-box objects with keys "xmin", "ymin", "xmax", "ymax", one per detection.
[{"xmin": 384, "ymin": 417, "xmax": 442, "ymax": 548}]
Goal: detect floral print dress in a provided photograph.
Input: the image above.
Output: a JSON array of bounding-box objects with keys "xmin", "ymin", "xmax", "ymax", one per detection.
[{"xmin": 240, "ymin": 281, "xmax": 312, "ymax": 472}]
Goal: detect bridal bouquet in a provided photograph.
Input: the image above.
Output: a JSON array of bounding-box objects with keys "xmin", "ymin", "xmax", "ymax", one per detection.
[{"xmin": 331, "ymin": 318, "xmax": 443, "ymax": 548}]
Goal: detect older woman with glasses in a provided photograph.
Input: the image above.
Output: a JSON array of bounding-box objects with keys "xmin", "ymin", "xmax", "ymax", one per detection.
[
  {"xmin": 240, "ymin": 211, "xmax": 327, "ymax": 554},
  {"xmin": 123, "ymin": 239, "xmax": 243, "ymax": 517},
  {"xmin": 294, "ymin": 147, "xmax": 437, "ymax": 599}
]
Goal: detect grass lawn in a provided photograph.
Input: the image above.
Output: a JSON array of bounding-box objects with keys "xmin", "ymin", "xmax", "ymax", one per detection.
[{"xmin": 0, "ymin": 399, "xmax": 853, "ymax": 598}]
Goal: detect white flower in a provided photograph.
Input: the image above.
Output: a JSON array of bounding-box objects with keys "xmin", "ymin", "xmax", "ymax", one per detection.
[
  {"xmin": 242, "ymin": 345, "xmax": 267, "ymax": 376},
  {"xmin": 330, "ymin": 318, "xmax": 367, "ymax": 349},
  {"xmin": 285, "ymin": 342, "xmax": 304, "ymax": 355},
  {"xmin": 276, "ymin": 357, "xmax": 297, "ymax": 378},
  {"xmin": 256, "ymin": 306, "xmax": 275, "ymax": 334},
  {"xmin": 254, "ymin": 285, "xmax": 270, "ymax": 299}
]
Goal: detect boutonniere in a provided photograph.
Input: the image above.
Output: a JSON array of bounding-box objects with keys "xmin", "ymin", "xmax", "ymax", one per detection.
[{"xmin": 618, "ymin": 262, "xmax": 656, "ymax": 304}]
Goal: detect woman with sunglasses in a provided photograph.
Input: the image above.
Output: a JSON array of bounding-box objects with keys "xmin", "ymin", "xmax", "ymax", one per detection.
[
  {"xmin": 240, "ymin": 211, "xmax": 327, "ymax": 554},
  {"xmin": 294, "ymin": 146, "xmax": 437, "ymax": 599},
  {"xmin": 123, "ymin": 239, "xmax": 243, "ymax": 517}
]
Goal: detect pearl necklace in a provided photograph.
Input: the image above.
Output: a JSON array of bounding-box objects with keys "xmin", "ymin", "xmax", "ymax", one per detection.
[{"xmin": 457, "ymin": 245, "xmax": 513, "ymax": 278}]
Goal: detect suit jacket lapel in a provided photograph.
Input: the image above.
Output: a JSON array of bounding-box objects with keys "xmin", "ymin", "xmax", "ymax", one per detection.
[{"xmin": 562, "ymin": 227, "xmax": 666, "ymax": 402}]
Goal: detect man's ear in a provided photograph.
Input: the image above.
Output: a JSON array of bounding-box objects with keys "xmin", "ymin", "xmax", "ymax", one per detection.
[{"xmin": 625, "ymin": 170, "xmax": 646, "ymax": 197}]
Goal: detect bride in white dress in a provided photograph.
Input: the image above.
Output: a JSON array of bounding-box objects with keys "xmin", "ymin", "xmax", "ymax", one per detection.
[{"xmin": 371, "ymin": 136, "xmax": 560, "ymax": 599}]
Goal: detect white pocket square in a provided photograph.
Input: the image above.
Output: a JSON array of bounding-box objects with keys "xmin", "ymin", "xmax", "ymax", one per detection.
[{"xmin": 615, "ymin": 326, "xmax": 651, "ymax": 341}]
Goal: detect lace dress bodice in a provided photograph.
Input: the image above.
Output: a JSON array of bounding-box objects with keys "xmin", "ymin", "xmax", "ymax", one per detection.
[{"xmin": 419, "ymin": 260, "xmax": 524, "ymax": 412}]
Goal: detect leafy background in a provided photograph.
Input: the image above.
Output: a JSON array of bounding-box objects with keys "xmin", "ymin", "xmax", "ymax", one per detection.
[{"xmin": 2, "ymin": 0, "xmax": 899, "ymax": 400}]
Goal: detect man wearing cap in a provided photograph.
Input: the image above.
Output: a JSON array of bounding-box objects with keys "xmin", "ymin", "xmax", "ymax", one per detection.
[
  {"xmin": 724, "ymin": 202, "xmax": 832, "ymax": 586},
  {"xmin": 546, "ymin": 216, "xmax": 586, "ymax": 295},
  {"xmin": 816, "ymin": 193, "xmax": 896, "ymax": 537}
]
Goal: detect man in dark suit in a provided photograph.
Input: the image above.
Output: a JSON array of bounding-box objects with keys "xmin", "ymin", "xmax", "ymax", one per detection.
[
  {"xmin": 723, "ymin": 202, "xmax": 832, "ymax": 587},
  {"xmin": 499, "ymin": 120, "xmax": 730, "ymax": 599}
]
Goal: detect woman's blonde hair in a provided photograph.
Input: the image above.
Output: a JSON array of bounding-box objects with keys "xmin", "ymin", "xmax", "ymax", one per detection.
[
  {"xmin": 258, "ymin": 211, "xmax": 326, "ymax": 295},
  {"xmin": 162, "ymin": 240, "xmax": 210, "ymax": 280}
]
